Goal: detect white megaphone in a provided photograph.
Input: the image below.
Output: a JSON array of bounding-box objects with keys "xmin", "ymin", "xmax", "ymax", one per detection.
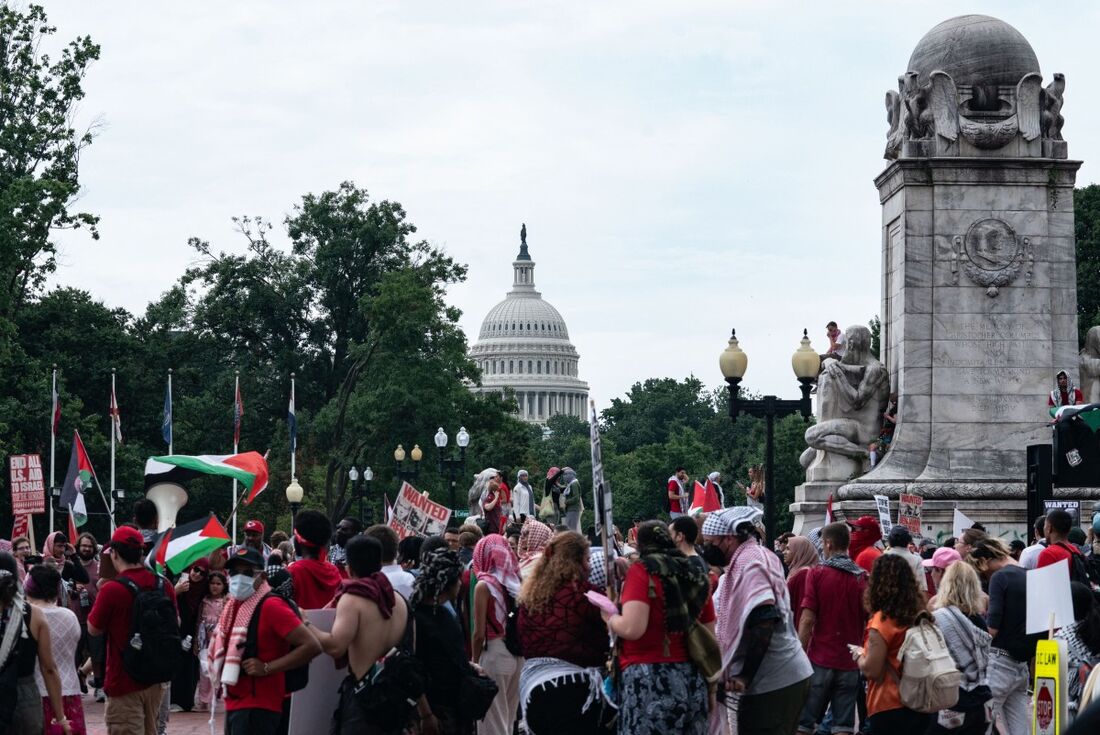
[{"xmin": 146, "ymin": 483, "xmax": 188, "ymax": 532}]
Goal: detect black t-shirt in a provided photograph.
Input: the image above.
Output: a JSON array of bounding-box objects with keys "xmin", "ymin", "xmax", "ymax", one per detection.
[{"xmin": 987, "ymin": 565, "xmax": 1039, "ymax": 662}]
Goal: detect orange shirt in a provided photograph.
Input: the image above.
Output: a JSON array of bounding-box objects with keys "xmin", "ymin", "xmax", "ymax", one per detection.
[{"xmin": 864, "ymin": 611, "xmax": 907, "ymax": 716}]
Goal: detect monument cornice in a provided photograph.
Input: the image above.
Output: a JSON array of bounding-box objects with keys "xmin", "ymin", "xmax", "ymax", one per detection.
[{"xmin": 875, "ymin": 157, "xmax": 1083, "ymax": 202}]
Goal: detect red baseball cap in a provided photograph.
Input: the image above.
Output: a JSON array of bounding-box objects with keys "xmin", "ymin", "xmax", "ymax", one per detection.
[
  {"xmin": 244, "ymin": 520, "xmax": 264, "ymax": 534},
  {"xmin": 109, "ymin": 526, "xmax": 145, "ymax": 549}
]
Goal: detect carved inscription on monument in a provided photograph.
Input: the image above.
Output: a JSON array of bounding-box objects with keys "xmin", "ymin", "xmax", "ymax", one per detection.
[{"xmin": 950, "ymin": 218, "xmax": 1033, "ymax": 297}]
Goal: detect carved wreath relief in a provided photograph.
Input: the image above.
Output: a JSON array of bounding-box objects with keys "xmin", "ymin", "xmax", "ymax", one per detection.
[{"xmin": 950, "ymin": 218, "xmax": 1032, "ymax": 297}]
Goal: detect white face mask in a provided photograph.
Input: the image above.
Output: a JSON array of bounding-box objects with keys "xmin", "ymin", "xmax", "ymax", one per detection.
[{"xmin": 228, "ymin": 574, "xmax": 255, "ymax": 601}]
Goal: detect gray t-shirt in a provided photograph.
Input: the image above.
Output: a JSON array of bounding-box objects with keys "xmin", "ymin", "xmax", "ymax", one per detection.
[{"xmin": 738, "ymin": 608, "xmax": 814, "ymax": 695}]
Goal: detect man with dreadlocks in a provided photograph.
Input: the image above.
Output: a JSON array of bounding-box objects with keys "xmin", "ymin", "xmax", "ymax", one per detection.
[
  {"xmin": 702, "ymin": 507, "xmax": 812, "ymax": 735},
  {"xmin": 411, "ymin": 549, "xmax": 483, "ymax": 735},
  {"xmin": 603, "ymin": 521, "xmax": 714, "ymax": 735}
]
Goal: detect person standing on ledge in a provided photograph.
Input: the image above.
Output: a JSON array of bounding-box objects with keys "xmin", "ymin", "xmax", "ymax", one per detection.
[{"xmin": 667, "ymin": 467, "xmax": 689, "ymax": 519}]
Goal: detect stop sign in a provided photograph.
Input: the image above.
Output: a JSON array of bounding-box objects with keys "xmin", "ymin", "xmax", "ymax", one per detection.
[{"xmin": 1036, "ymin": 682, "xmax": 1053, "ymax": 731}]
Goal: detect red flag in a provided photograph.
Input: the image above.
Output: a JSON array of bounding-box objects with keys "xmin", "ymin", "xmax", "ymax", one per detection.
[
  {"xmin": 68, "ymin": 508, "xmax": 78, "ymax": 546},
  {"xmin": 690, "ymin": 480, "xmax": 721, "ymax": 515},
  {"xmin": 384, "ymin": 493, "xmax": 394, "ymax": 523},
  {"xmin": 110, "ymin": 383, "xmax": 123, "ymax": 443},
  {"xmin": 233, "ymin": 382, "xmax": 244, "ymax": 447}
]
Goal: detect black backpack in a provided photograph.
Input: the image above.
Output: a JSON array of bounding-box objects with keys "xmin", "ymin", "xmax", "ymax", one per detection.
[
  {"xmin": 353, "ymin": 614, "xmax": 426, "ymax": 734},
  {"xmin": 1053, "ymin": 543, "xmax": 1095, "ymax": 588},
  {"xmin": 242, "ymin": 593, "xmax": 310, "ymax": 693},
  {"xmin": 503, "ymin": 593, "xmax": 522, "ymax": 656},
  {"xmin": 117, "ymin": 576, "xmax": 182, "ymax": 684}
]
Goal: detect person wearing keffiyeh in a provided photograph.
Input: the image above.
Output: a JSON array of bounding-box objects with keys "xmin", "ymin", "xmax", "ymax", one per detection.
[
  {"xmin": 702, "ymin": 507, "xmax": 812, "ymax": 735},
  {"xmin": 471, "ymin": 535, "xmax": 523, "ymax": 735},
  {"xmin": 605, "ymin": 521, "xmax": 714, "ymax": 735},
  {"xmin": 517, "ymin": 519, "xmax": 553, "ymax": 579}
]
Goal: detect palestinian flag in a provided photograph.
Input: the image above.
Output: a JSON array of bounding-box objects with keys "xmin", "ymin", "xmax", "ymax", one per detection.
[
  {"xmin": 689, "ymin": 480, "xmax": 721, "ymax": 516},
  {"xmin": 60, "ymin": 430, "xmax": 95, "ymax": 527},
  {"xmin": 144, "ymin": 452, "xmax": 269, "ymax": 503},
  {"xmin": 146, "ymin": 513, "xmax": 231, "ymax": 575}
]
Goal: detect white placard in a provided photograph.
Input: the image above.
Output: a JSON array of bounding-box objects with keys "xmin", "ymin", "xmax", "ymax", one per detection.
[
  {"xmin": 952, "ymin": 508, "xmax": 975, "ymax": 539},
  {"xmin": 1026, "ymin": 562, "xmax": 1075, "ymax": 634},
  {"xmin": 874, "ymin": 495, "xmax": 892, "ymax": 535},
  {"xmin": 287, "ymin": 609, "xmax": 344, "ymax": 734}
]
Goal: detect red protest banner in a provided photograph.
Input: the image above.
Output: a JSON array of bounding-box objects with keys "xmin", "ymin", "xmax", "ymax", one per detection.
[
  {"xmin": 8, "ymin": 454, "xmax": 46, "ymax": 515},
  {"xmin": 898, "ymin": 493, "xmax": 923, "ymax": 534},
  {"xmin": 11, "ymin": 513, "xmax": 29, "ymax": 540}
]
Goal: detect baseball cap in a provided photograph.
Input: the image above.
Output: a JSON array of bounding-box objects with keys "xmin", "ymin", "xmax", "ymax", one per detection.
[
  {"xmin": 922, "ymin": 547, "xmax": 961, "ymax": 569},
  {"xmin": 109, "ymin": 526, "xmax": 145, "ymax": 550},
  {"xmin": 244, "ymin": 520, "xmax": 264, "ymax": 534},
  {"xmin": 849, "ymin": 516, "xmax": 880, "ymax": 530},
  {"xmin": 227, "ymin": 547, "xmax": 265, "ymax": 569}
]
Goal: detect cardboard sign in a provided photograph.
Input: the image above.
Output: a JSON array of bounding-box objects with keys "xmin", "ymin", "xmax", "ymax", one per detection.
[
  {"xmin": 1043, "ymin": 500, "xmax": 1081, "ymax": 527},
  {"xmin": 898, "ymin": 493, "xmax": 922, "ymax": 534},
  {"xmin": 8, "ymin": 454, "xmax": 46, "ymax": 514},
  {"xmin": 952, "ymin": 508, "xmax": 976, "ymax": 539},
  {"xmin": 873, "ymin": 495, "xmax": 892, "ymax": 535},
  {"xmin": 1026, "ymin": 562, "xmax": 1075, "ymax": 634},
  {"xmin": 389, "ymin": 481, "xmax": 451, "ymax": 540},
  {"xmin": 1032, "ymin": 638, "xmax": 1068, "ymax": 735},
  {"xmin": 287, "ymin": 609, "xmax": 343, "ymax": 734}
]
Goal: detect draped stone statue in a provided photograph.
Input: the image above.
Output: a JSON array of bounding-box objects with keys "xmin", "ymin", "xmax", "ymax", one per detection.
[
  {"xmin": 1080, "ymin": 326, "xmax": 1100, "ymax": 404},
  {"xmin": 801, "ymin": 325, "xmax": 891, "ymax": 482}
]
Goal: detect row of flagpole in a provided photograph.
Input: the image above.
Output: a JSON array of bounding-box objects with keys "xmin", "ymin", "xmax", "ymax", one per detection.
[{"xmin": 45, "ymin": 368, "xmax": 300, "ymax": 537}]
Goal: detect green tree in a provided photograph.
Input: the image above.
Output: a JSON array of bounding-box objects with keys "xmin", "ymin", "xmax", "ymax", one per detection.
[{"xmin": 1076, "ymin": 185, "xmax": 1100, "ymax": 344}]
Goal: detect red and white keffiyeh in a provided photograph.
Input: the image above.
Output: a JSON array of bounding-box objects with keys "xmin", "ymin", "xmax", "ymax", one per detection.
[
  {"xmin": 208, "ymin": 580, "xmax": 270, "ymax": 688},
  {"xmin": 472, "ymin": 534, "xmax": 521, "ymax": 623}
]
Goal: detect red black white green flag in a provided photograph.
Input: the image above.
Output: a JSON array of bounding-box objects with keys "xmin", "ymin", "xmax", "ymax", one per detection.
[
  {"xmin": 145, "ymin": 452, "xmax": 269, "ymax": 504},
  {"xmin": 59, "ymin": 430, "xmax": 95, "ymax": 526},
  {"xmin": 146, "ymin": 513, "xmax": 231, "ymax": 575}
]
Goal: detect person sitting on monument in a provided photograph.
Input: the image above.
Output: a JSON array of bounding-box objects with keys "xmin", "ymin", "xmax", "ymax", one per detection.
[
  {"xmin": 1049, "ymin": 369, "xmax": 1084, "ymax": 417},
  {"xmin": 820, "ymin": 321, "xmax": 847, "ymax": 363}
]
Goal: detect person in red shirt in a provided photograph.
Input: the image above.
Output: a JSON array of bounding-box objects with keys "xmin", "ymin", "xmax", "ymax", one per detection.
[
  {"xmin": 211, "ymin": 547, "xmax": 321, "ymax": 735},
  {"xmin": 604, "ymin": 521, "xmax": 713, "ymax": 735},
  {"xmin": 848, "ymin": 516, "xmax": 882, "ymax": 574},
  {"xmin": 87, "ymin": 525, "xmax": 179, "ymax": 735},
  {"xmin": 1037, "ymin": 508, "xmax": 1087, "ymax": 579},
  {"xmin": 287, "ymin": 510, "xmax": 342, "ymax": 610},
  {"xmin": 667, "ymin": 467, "xmax": 689, "ymax": 519},
  {"xmin": 796, "ymin": 522, "xmax": 868, "ymax": 735}
]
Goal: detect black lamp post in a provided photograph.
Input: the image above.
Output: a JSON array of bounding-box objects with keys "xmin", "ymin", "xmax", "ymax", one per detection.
[
  {"xmin": 434, "ymin": 426, "xmax": 470, "ymax": 513},
  {"xmin": 347, "ymin": 466, "xmax": 374, "ymax": 525},
  {"xmin": 720, "ymin": 328, "xmax": 819, "ymax": 544}
]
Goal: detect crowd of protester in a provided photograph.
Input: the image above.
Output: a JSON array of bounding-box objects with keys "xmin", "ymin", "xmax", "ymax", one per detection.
[{"xmin": 7, "ymin": 486, "xmax": 1100, "ymax": 735}]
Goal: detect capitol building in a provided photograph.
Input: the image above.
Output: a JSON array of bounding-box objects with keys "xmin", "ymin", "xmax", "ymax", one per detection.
[{"xmin": 469, "ymin": 227, "xmax": 589, "ymax": 423}]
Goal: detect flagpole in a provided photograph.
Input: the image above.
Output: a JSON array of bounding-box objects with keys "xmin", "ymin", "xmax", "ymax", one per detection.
[
  {"xmin": 289, "ymin": 373, "xmax": 296, "ymax": 481},
  {"xmin": 232, "ymin": 370, "xmax": 239, "ymax": 546},
  {"xmin": 50, "ymin": 365, "xmax": 57, "ymax": 533},
  {"xmin": 110, "ymin": 368, "xmax": 117, "ymax": 533},
  {"xmin": 167, "ymin": 369, "xmax": 173, "ymax": 455}
]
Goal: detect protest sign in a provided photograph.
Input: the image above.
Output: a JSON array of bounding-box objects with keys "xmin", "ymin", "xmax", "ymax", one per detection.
[
  {"xmin": 1032, "ymin": 638, "xmax": 1068, "ymax": 735},
  {"xmin": 1043, "ymin": 499, "xmax": 1081, "ymax": 527},
  {"xmin": 873, "ymin": 495, "xmax": 892, "ymax": 535},
  {"xmin": 8, "ymin": 454, "xmax": 45, "ymax": 514},
  {"xmin": 897, "ymin": 493, "xmax": 922, "ymax": 534},
  {"xmin": 389, "ymin": 481, "xmax": 451, "ymax": 539},
  {"xmin": 1026, "ymin": 562, "xmax": 1075, "ymax": 634},
  {"xmin": 288, "ymin": 609, "xmax": 342, "ymax": 734},
  {"xmin": 952, "ymin": 508, "xmax": 975, "ymax": 538}
]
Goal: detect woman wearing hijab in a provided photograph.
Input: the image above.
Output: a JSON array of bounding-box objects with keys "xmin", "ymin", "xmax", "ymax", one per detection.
[
  {"xmin": 518, "ymin": 532, "xmax": 613, "ymax": 735},
  {"xmin": 412, "ymin": 549, "xmax": 480, "ymax": 735},
  {"xmin": 170, "ymin": 558, "xmax": 209, "ymax": 711},
  {"xmin": 784, "ymin": 536, "xmax": 819, "ymax": 630},
  {"xmin": 0, "ymin": 552, "xmax": 70, "ymax": 735},
  {"xmin": 702, "ymin": 507, "xmax": 812, "ymax": 735},
  {"xmin": 603, "ymin": 521, "xmax": 713, "ymax": 735},
  {"xmin": 517, "ymin": 519, "xmax": 553, "ymax": 579},
  {"xmin": 707, "ymin": 472, "xmax": 726, "ymax": 508},
  {"xmin": 471, "ymin": 534, "xmax": 523, "ymax": 735}
]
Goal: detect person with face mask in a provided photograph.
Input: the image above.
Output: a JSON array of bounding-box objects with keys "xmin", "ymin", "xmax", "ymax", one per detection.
[
  {"xmin": 702, "ymin": 507, "xmax": 812, "ymax": 734},
  {"xmin": 208, "ymin": 547, "xmax": 321, "ymax": 735}
]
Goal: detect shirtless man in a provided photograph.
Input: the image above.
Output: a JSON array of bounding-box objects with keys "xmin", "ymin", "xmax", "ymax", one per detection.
[{"xmin": 313, "ymin": 535, "xmax": 408, "ymax": 734}]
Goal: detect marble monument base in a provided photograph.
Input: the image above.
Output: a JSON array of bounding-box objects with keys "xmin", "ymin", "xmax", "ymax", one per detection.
[{"xmin": 790, "ymin": 480, "xmax": 845, "ymax": 535}]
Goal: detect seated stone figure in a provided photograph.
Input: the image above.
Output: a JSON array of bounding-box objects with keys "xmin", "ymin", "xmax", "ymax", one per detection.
[
  {"xmin": 801, "ymin": 325, "xmax": 891, "ymax": 481},
  {"xmin": 1080, "ymin": 326, "xmax": 1100, "ymax": 404}
]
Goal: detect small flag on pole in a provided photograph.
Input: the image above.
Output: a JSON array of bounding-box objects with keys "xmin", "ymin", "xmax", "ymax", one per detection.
[
  {"xmin": 161, "ymin": 376, "xmax": 173, "ymax": 449},
  {"xmin": 110, "ymin": 382, "xmax": 123, "ymax": 444},
  {"xmin": 233, "ymin": 380, "xmax": 244, "ymax": 448},
  {"xmin": 51, "ymin": 372, "xmax": 60, "ymax": 437},
  {"xmin": 288, "ymin": 383, "xmax": 297, "ymax": 455}
]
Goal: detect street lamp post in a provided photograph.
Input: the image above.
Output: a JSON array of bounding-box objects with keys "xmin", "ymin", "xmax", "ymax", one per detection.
[
  {"xmin": 395, "ymin": 444, "xmax": 423, "ymax": 486},
  {"xmin": 719, "ymin": 328, "xmax": 819, "ymax": 544},
  {"xmin": 285, "ymin": 478, "xmax": 304, "ymax": 524},
  {"xmin": 434, "ymin": 426, "xmax": 470, "ymax": 512}
]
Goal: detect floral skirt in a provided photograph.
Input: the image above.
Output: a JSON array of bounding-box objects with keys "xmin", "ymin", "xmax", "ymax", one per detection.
[{"xmin": 618, "ymin": 662, "xmax": 706, "ymax": 735}]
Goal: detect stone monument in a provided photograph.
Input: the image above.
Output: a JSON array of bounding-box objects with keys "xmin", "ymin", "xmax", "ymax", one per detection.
[{"xmin": 793, "ymin": 15, "xmax": 1085, "ymax": 539}]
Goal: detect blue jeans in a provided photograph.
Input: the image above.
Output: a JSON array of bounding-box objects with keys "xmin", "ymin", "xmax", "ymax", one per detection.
[{"xmin": 798, "ymin": 664, "xmax": 859, "ymax": 733}]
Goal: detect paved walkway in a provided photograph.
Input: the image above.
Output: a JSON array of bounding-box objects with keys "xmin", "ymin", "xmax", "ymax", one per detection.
[{"xmin": 83, "ymin": 695, "xmax": 225, "ymax": 735}]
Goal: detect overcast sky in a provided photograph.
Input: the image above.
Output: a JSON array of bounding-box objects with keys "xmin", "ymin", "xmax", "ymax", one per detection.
[{"xmin": 44, "ymin": 1, "xmax": 1100, "ymax": 411}]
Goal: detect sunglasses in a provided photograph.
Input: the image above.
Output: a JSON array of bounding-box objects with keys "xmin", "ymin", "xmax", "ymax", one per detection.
[{"xmin": 190, "ymin": 568, "xmax": 208, "ymax": 577}]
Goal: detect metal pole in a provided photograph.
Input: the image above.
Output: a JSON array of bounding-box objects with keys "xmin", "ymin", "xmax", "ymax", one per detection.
[
  {"xmin": 49, "ymin": 365, "xmax": 57, "ymax": 533},
  {"xmin": 167, "ymin": 369, "xmax": 173, "ymax": 455},
  {"xmin": 232, "ymin": 371, "xmax": 239, "ymax": 546},
  {"xmin": 110, "ymin": 368, "xmax": 116, "ymax": 533},
  {"xmin": 764, "ymin": 409, "xmax": 776, "ymax": 547},
  {"xmin": 358, "ymin": 479, "xmax": 364, "ymax": 525},
  {"xmin": 289, "ymin": 374, "xmax": 296, "ymax": 480}
]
